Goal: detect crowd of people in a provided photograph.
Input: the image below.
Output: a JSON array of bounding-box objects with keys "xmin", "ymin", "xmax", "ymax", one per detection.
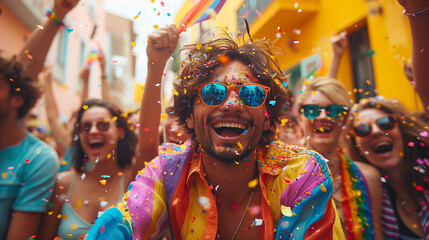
[{"xmin": 1, "ymin": 0, "xmax": 428, "ymax": 239}]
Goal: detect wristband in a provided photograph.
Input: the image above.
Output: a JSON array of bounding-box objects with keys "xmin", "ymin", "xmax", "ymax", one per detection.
[
  {"xmin": 402, "ymin": 5, "xmax": 429, "ymax": 17},
  {"xmin": 45, "ymin": 10, "xmax": 67, "ymax": 28}
]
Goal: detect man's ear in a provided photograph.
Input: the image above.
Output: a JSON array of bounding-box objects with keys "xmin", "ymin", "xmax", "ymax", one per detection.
[
  {"xmin": 186, "ymin": 114, "xmax": 194, "ymax": 129},
  {"xmin": 11, "ymin": 95, "xmax": 24, "ymax": 109}
]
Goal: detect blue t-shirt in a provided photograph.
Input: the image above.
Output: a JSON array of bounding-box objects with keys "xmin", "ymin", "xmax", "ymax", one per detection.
[{"xmin": 0, "ymin": 133, "xmax": 58, "ymax": 239}]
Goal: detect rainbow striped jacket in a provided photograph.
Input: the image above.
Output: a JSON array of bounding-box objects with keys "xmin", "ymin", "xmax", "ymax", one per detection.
[{"xmin": 88, "ymin": 141, "xmax": 345, "ymax": 240}]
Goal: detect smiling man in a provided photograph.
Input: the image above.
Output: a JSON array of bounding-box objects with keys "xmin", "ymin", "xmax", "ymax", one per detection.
[{"xmin": 86, "ymin": 27, "xmax": 345, "ymax": 240}]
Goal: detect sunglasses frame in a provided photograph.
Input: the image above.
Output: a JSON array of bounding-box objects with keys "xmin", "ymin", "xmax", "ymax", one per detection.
[
  {"xmin": 300, "ymin": 104, "xmax": 349, "ymax": 120},
  {"xmin": 79, "ymin": 118, "xmax": 112, "ymax": 135},
  {"xmin": 196, "ymin": 82, "xmax": 271, "ymax": 108},
  {"xmin": 351, "ymin": 115, "xmax": 397, "ymax": 138}
]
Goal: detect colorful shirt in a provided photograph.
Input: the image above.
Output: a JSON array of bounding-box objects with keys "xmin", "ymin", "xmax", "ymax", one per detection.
[
  {"xmin": 338, "ymin": 153, "xmax": 374, "ymax": 239},
  {"xmin": 88, "ymin": 141, "xmax": 345, "ymax": 240},
  {"xmin": 381, "ymin": 183, "xmax": 429, "ymax": 240},
  {"xmin": 0, "ymin": 133, "xmax": 58, "ymax": 239}
]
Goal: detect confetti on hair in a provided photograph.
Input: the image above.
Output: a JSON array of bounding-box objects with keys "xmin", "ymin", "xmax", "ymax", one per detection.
[
  {"xmin": 172, "ymin": 89, "xmax": 179, "ymax": 96},
  {"xmin": 280, "ymin": 118, "xmax": 288, "ymax": 126},
  {"xmin": 248, "ymin": 178, "xmax": 258, "ymax": 188},
  {"xmin": 218, "ymin": 55, "xmax": 230, "ymax": 64},
  {"xmin": 237, "ymin": 141, "xmax": 243, "ymax": 149},
  {"xmin": 269, "ymin": 100, "xmax": 276, "ymax": 106}
]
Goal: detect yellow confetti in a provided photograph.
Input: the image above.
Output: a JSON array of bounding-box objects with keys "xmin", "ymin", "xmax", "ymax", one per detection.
[
  {"xmin": 24, "ymin": 50, "xmax": 29, "ymax": 54},
  {"xmin": 107, "ymin": 153, "xmax": 112, "ymax": 159},
  {"xmin": 48, "ymin": 211, "xmax": 53, "ymax": 215},
  {"xmin": 15, "ymin": 88, "xmax": 21, "ymax": 92},
  {"xmin": 82, "ymin": 105, "xmax": 88, "ymax": 110},
  {"xmin": 151, "ymin": 0, "xmax": 155, "ymax": 2},
  {"xmin": 237, "ymin": 141, "xmax": 243, "ymax": 149},
  {"xmin": 67, "ymin": 234, "xmax": 72, "ymax": 238},
  {"xmin": 248, "ymin": 178, "xmax": 258, "ymax": 188},
  {"xmin": 161, "ymin": 114, "xmax": 168, "ymax": 119},
  {"xmin": 172, "ymin": 89, "xmax": 179, "ymax": 96},
  {"xmin": 112, "ymin": 116, "xmax": 118, "ymax": 122},
  {"xmin": 134, "ymin": 14, "xmax": 139, "ymax": 19},
  {"xmin": 412, "ymin": 224, "xmax": 418, "ymax": 228},
  {"xmin": 124, "ymin": 41, "xmax": 126, "ymax": 46},
  {"xmin": 280, "ymin": 118, "xmax": 288, "ymax": 126},
  {"xmin": 61, "ymin": 160, "xmax": 68, "ymax": 165},
  {"xmin": 320, "ymin": 184, "xmax": 327, "ymax": 192},
  {"xmin": 153, "ymin": 25, "xmax": 159, "ymax": 30},
  {"xmin": 1, "ymin": 172, "xmax": 6, "ymax": 178},
  {"xmin": 131, "ymin": 41, "xmax": 136, "ymax": 47},
  {"xmin": 57, "ymin": 214, "xmax": 62, "ymax": 219},
  {"xmin": 99, "ymin": 180, "xmax": 107, "ymax": 185},
  {"xmin": 184, "ymin": 88, "xmax": 187, "ymax": 94},
  {"xmin": 71, "ymin": 224, "xmax": 78, "ymax": 229},
  {"xmin": 300, "ymin": 169, "xmax": 308, "ymax": 174},
  {"xmin": 75, "ymin": 199, "xmax": 82, "ymax": 210},
  {"xmin": 196, "ymin": 43, "xmax": 202, "ymax": 49},
  {"xmin": 36, "ymin": 25, "xmax": 44, "ymax": 29},
  {"xmin": 281, "ymin": 205, "xmax": 293, "ymax": 217},
  {"xmin": 312, "ymin": 91, "xmax": 316, "ymax": 95}
]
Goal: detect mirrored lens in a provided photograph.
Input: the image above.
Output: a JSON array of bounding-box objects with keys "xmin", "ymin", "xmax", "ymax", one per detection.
[
  {"xmin": 201, "ymin": 83, "xmax": 227, "ymax": 106},
  {"xmin": 326, "ymin": 105, "xmax": 346, "ymax": 119},
  {"xmin": 302, "ymin": 105, "xmax": 321, "ymax": 120},
  {"xmin": 377, "ymin": 116, "xmax": 395, "ymax": 130},
  {"xmin": 353, "ymin": 124, "xmax": 371, "ymax": 137},
  {"xmin": 239, "ymin": 84, "xmax": 266, "ymax": 107}
]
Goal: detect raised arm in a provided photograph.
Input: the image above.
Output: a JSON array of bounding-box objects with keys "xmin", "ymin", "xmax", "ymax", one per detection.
[
  {"xmin": 17, "ymin": 0, "xmax": 79, "ymax": 82},
  {"xmin": 97, "ymin": 44, "xmax": 110, "ymax": 101},
  {"xmin": 327, "ymin": 31, "xmax": 348, "ymax": 79},
  {"xmin": 41, "ymin": 67, "xmax": 71, "ymax": 157},
  {"xmin": 397, "ymin": 0, "xmax": 429, "ymax": 102},
  {"xmin": 135, "ymin": 24, "xmax": 179, "ymax": 170},
  {"xmin": 80, "ymin": 66, "xmax": 90, "ymax": 104}
]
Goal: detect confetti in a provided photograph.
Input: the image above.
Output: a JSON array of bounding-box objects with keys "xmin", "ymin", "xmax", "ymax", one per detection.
[
  {"xmin": 198, "ymin": 196, "xmax": 210, "ymax": 209},
  {"xmin": 253, "ymin": 219, "xmax": 263, "ymax": 226},
  {"xmin": 153, "ymin": 25, "xmax": 159, "ymax": 30},
  {"xmin": 237, "ymin": 141, "xmax": 243, "ymax": 149},
  {"xmin": 269, "ymin": 100, "xmax": 276, "ymax": 106},
  {"xmin": 99, "ymin": 180, "xmax": 107, "ymax": 185},
  {"xmin": 281, "ymin": 205, "xmax": 293, "ymax": 217},
  {"xmin": 36, "ymin": 25, "xmax": 44, "ymax": 29},
  {"xmin": 255, "ymin": 9, "xmax": 262, "ymax": 17},
  {"xmin": 131, "ymin": 41, "xmax": 136, "ymax": 47},
  {"xmin": 320, "ymin": 184, "xmax": 327, "ymax": 192},
  {"xmin": 248, "ymin": 178, "xmax": 258, "ymax": 188},
  {"xmin": 280, "ymin": 119, "xmax": 288, "ymax": 126},
  {"xmin": 172, "ymin": 89, "xmax": 179, "ymax": 96}
]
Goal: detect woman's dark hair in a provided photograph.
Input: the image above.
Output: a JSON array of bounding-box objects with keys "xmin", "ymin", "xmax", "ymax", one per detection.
[
  {"xmin": 346, "ymin": 98, "xmax": 429, "ymax": 199},
  {"xmin": 173, "ymin": 28, "xmax": 289, "ymax": 147},
  {"xmin": 71, "ymin": 99, "xmax": 137, "ymax": 172}
]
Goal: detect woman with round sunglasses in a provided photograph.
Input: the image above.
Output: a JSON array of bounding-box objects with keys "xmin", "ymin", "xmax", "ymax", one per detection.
[
  {"xmin": 346, "ymin": 97, "xmax": 429, "ymax": 239},
  {"xmin": 295, "ymin": 77, "xmax": 384, "ymax": 240},
  {"xmin": 39, "ymin": 99, "xmax": 137, "ymax": 240}
]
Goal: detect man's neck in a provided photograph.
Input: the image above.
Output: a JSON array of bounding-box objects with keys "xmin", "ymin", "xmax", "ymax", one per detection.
[
  {"xmin": 0, "ymin": 117, "xmax": 26, "ymax": 151},
  {"xmin": 201, "ymin": 150, "xmax": 258, "ymax": 203}
]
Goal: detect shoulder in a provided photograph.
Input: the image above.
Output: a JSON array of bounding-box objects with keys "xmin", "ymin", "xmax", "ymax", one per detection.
[
  {"xmin": 52, "ymin": 171, "xmax": 73, "ymax": 198},
  {"xmin": 260, "ymin": 141, "xmax": 329, "ymax": 174},
  {"xmin": 24, "ymin": 133, "xmax": 59, "ymax": 163},
  {"xmin": 354, "ymin": 161, "xmax": 381, "ymax": 182}
]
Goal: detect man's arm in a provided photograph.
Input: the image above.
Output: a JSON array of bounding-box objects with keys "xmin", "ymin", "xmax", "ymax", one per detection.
[
  {"xmin": 17, "ymin": 0, "xmax": 79, "ymax": 81},
  {"xmin": 6, "ymin": 212, "xmax": 42, "ymax": 240},
  {"xmin": 135, "ymin": 24, "xmax": 179, "ymax": 172},
  {"xmin": 397, "ymin": 0, "xmax": 429, "ymax": 102}
]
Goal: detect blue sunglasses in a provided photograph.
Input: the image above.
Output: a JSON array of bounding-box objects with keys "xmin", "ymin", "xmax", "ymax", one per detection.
[{"xmin": 196, "ymin": 82, "xmax": 270, "ymax": 108}]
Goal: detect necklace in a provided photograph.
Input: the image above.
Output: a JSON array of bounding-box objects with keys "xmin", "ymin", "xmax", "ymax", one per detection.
[{"xmin": 230, "ymin": 187, "xmax": 256, "ymax": 240}]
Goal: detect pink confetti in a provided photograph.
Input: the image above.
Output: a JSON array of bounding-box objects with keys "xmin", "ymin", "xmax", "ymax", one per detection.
[
  {"xmin": 408, "ymin": 142, "xmax": 415, "ymax": 147},
  {"xmin": 112, "ymin": 59, "xmax": 118, "ymax": 64},
  {"xmin": 420, "ymin": 48, "xmax": 425, "ymax": 53},
  {"xmin": 244, "ymin": 10, "xmax": 249, "ymax": 19},
  {"xmin": 420, "ymin": 131, "xmax": 428, "ymax": 138},
  {"xmin": 100, "ymin": 225, "xmax": 105, "ymax": 233},
  {"xmin": 255, "ymin": 9, "xmax": 262, "ymax": 17},
  {"xmin": 144, "ymin": 127, "xmax": 150, "ymax": 132},
  {"xmin": 232, "ymin": 204, "xmax": 238, "ymax": 209},
  {"xmin": 27, "ymin": 54, "xmax": 33, "ymax": 60},
  {"xmin": 160, "ymin": 1, "xmax": 165, "ymax": 7}
]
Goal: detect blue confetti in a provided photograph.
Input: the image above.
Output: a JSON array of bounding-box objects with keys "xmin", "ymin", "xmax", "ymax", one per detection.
[{"xmin": 269, "ymin": 100, "xmax": 276, "ymax": 106}]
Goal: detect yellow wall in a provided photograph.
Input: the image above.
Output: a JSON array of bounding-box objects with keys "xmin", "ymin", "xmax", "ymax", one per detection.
[{"xmin": 176, "ymin": 0, "xmax": 419, "ymax": 110}]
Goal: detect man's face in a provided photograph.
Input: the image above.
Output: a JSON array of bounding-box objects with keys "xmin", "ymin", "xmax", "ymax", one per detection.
[{"xmin": 187, "ymin": 60, "xmax": 270, "ymax": 163}]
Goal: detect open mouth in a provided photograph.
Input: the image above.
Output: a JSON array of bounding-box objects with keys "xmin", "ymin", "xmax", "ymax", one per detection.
[
  {"xmin": 373, "ymin": 141, "xmax": 393, "ymax": 154},
  {"xmin": 313, "ymin": 125, "xmax": 333, "ymax": 134},
  {"xmin": 212, "ymin": 122, "xmax": 247, "ymax": 138},
  {"xmin": 89, "ymin": 140, "xmax": 106, "ymax": 151}
]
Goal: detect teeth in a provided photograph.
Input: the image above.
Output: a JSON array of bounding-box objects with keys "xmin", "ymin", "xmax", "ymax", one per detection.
[
  {"xmin": 375, "ymin": 141, "xmax": 391, "ymax": 148},
  {"xmin": 89, "ymin": 140, "xmax": 104, "ymax": 144},
  {"xmin": 213, "ymin": 122, "xmax": 246, "ymax": 129}
]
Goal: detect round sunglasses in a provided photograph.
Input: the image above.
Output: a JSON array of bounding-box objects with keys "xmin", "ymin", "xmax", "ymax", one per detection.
[
  {"xmin": 300, "ymin": 104, "xmax": 349, "ymax": 120},
  {"xmin": 352, "ymin": 115, "xmax": 396, "ymax": 138},
  {"xmin": 196, "ymin": 82, "xmax": 270, "ymax": 108},
  {"xmin": 79, "ymin": 119, "xmax": 112, "ymax": 135}
]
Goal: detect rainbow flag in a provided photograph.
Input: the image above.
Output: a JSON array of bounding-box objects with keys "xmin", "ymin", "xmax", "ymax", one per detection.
[
  {"xmin": 177, "ymin": 0, "xmax": 227, "ymax": 34},
  {"xmin": 85, "ymin": 50, "xmax": 99, "ymax": 67}
]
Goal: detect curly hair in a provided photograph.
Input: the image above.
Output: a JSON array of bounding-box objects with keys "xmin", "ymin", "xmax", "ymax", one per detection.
[
  {"xmin": 0, "ymin": 56, "xmax": 42, "ymax": 119},
  {"xmin": 173, "ymin": 29, "xmax": 289, "ymax": 147},
  {"xmin": 346, "ymin": 98, "xmax": 429, "ymax": 199},
  {"xmin": 71, "ymin": 99, "xmax": 137, "ymax": 172}
]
